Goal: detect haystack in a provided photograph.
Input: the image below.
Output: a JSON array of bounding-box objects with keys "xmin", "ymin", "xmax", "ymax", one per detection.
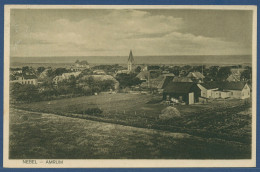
[{"xmin": 159, "ymin": 106, "xmax": 181, "ymax": 120}]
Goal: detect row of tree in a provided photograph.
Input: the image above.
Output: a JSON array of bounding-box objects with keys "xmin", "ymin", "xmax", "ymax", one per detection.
[{"xmin": 10, "ymin": 76, "xmax": 116, "ymax": 103}]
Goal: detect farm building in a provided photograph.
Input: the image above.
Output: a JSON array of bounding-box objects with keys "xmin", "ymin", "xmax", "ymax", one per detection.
[
  {"xmin": 136, "ymin": 71, "xmax": 150, "ymax": 82},
  {"xmin": 222, "ymin": 82, "xmax": 250, "ymax": 99},
  {"xmin": 172, "ymin": 76, "xmax": 193, "ymax": 82},
  {"xmin": 187, "ymin": 72, "xmax": 205, "ymax": 83},
  {"xmin": 198, "ymin": 81, "xmax": 250, "ymax": 99},
  {"xmin": 157, "ymin": 76, "xmax": 175, "ymax": 93},
  {"xmin": 163, "ymin": 82, "xmax": 201, "ymax": 105},
  {"xmin": 197, "ymin": 82, "xmax": 219, "ymax": 98},
  {"xmin": 10, "ymin": 75, "xmax": 38, "ymax": 85}
]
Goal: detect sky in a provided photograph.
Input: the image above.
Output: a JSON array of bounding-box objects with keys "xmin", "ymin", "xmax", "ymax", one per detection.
[{"xmin": 10, "ymin": 9, "xmax": 253, "ymax": 57}]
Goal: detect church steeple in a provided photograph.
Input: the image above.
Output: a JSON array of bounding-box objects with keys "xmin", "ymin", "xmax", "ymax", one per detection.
[{"xmin": 128, "ymin": 50, "xmax": 134, "ymax": 71}]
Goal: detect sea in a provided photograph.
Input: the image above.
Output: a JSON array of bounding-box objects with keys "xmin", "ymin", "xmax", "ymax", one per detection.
[{"xmin": 10, "ymin": 55, "xmax": 252, "ymax": 68}]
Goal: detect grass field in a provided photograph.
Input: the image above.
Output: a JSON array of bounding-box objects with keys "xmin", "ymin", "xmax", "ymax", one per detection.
[
  {"xmin": 9, "ymin": 108, "xmax": 251, "ymax": 159},
  {"xmin": 13, "ymin": 93, "xmax": 251, "ymax": 144}
]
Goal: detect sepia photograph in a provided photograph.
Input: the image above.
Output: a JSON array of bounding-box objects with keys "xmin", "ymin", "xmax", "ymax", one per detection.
[{"xmin": 3, "ymin": 5, "xmax": 257, "ymax": 168}]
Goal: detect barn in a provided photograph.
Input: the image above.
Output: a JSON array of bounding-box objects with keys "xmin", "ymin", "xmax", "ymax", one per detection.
[{"xmin": 163, "ymin": 82, "xmax": 201, "ymax": 105}]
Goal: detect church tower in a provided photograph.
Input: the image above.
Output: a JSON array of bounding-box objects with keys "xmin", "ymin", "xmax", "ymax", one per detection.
[{"xmin": 127, "ymin": 50, "xmax": 134, "ymax": 72}]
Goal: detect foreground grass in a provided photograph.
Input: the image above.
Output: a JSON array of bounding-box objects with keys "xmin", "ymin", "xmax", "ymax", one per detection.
[
  {"xmin": 10, "ymin": 108, "xmax": 250, "ymax": 159},
  {"xmin": 13, "ymin": 93, "xmax": 251, "ymax": 145}
]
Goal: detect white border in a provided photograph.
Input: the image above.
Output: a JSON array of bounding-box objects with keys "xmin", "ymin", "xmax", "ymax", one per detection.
[{"xmin": 3, "ymin": 5, "xmax": 257, "ymax": 168}]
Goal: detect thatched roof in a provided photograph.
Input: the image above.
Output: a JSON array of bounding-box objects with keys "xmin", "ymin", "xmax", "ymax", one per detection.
[
  {"xmin": 164, "ymin": 82, "xmax": 196, "ymax": 94},
  {"xmin": 200, "ymin": 81, "xmax": 248, "ymax": 91},
  {"xmin": 187, "ymin": 72, "xmax": 205, "ymax": 79},
  {"xmin": 172, "ymin": 77, "xmax": 193, "ymax": 82}
]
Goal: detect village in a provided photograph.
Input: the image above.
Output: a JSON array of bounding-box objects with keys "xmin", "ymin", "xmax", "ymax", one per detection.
[
  {"xmin": 9, "ymin": 51, "xmax": 252, "ymax": 160},
  {"xmin": 10, "ymin": 50, "xmax": 251, "ymax": 106}
]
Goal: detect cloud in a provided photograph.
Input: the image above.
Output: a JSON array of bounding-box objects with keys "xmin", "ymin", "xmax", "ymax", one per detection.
[{"xmin": 10, "ymin": 9, "xmax": 250, "ymax": 57}]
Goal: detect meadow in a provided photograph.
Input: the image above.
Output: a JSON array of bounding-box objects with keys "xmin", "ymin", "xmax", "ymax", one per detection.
[
  {"xmin": 9, "ymin": 108, "xmax": 250, "ymax": 159},
  {"xmin": 13, "ymin": 93, "xmax": 252, "ymax": 147}
]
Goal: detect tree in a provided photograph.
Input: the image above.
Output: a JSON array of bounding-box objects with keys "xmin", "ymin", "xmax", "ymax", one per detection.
[
  {"xmin": 216, "ymin": 66, "xmax": 231, "ymax": 81},
  {"xmin": 241, "ymin": 68, "xmax": 252, "ymax": 82},
  {"xmin": 116, "ymin": 73, "xmax": 142, "ymax": 88},
  {"xmin": 37, "ymin": 66, "xmax": 45, "ymax": 74},
  {"xmin": 10, "ymin": 83, "xmax": 40, "ymax": 102},
  {"xmin": 53, "ymin": 68, "xmax": 69, "ymax": 76},
  {"xmin": 206, "ymin": 66, "xmax": 219, "ymax": 81},
  {"xmin": 135, "ymin": 66, "xmax": 141, "ymax": 73}
]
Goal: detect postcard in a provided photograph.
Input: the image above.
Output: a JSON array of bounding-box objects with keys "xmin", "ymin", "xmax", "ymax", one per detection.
[{"xmin": 3, "ymin": 5, "xmax": 257, "ymax": 168}]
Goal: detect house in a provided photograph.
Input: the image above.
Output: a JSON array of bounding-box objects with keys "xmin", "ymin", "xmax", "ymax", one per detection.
[
  {"xmin": 187, "ymin": 72, "xmax": 205, "ymax": 83},
  {"xmin": 39, "ymin": 68, "xmax": 51, "ymax": 79},
  {"xmin": 172, "ymin": 76, "xmax": 193, "ymax": 82},
  {"xmin": 163, "ymin": 82, "xmax": 201, "ymax": 104},
  {"xmin": 222, "ymin": 82, "xmax": 250, "ymax": 99},
  {"xmin": 157, "ymin": 76, "xmax": 175, "ymax": 93},
  {"xmin": 116, "ymin": 70, "xmax": 129, "ymax": 75},
  {"xmin": 197, "ymin": 82, "xmax": 219, "ymax": 98},
  {"xmin": 75, "ymin": 60, "xmax": 90, "ymax": 68},
  {"xmin": 128, "ymin": 50, "xmax": 134, "ymax": 72},
  {"xmin": 53, "ymin": 72, "xmax": 81, "ymax": 84},
  {"xmin": 226, "ymin": 70, "xmax": 241, "ymax": 82},
  {"xmin": 72, "ymin": 60, "xmax": 90, "ymax": 71},
  {"xmin": 198, "ymin": 81, "xmax": 250, "ymax": 99},
  {"xmin": 93, "ymin": 70, "xmax": 106, "ymax": 75},
  {"xmin": 10, "ymin": 75, "xmax": 38, "ymax": 85},
  {"xmin": 10, "ymin": 68, "xmax": 22, "ymax": 75},
  {"xmin": 136, "ymin": 71, "xmax": 150, "ymax": 82}
]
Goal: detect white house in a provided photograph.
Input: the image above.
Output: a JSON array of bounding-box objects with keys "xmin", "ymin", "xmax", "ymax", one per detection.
[
  {"xmin": 10, "ymin": 75, "xmax": 38, "ymax": 85},
  {"xmin": 198, "ymin": 82, "xmax": 250, "ymax": 99}
]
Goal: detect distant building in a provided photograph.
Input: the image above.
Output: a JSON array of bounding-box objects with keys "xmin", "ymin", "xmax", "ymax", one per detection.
[
  {"xmin": 198, "ymin": 81, "xmax": 250, "ymax": 99},
  {"xmin": 116, "ymin": 70, "xmax": 129, "ymax": 75},
  {"xmin": 187, "ymin": 72, "xmax": 205, "ymax": 83},
  {"xmin": 226, "ymin": 70, "xmax": 241, "ymax": 82},
  {"xmin": 128, "ymin": 50, "xmax": 134, "ymax": 72},
  {"xmin": 157, "ymin": 76, "xmax": 175, "ymax": 93},
  {"xmin": 93, "ymin": 70, "xmax": 106, "ymax": 75},
  {"xmin": 10, "ymin": 68, "xmax": 22, "ymax": 75},
  {"xmin": 172, "ymin": 76, "xmax": 193, "ymax": 82},
  {"xmin": 136, "ymin": 71, "xmax": 150, "ymax": 82},
  {"xmin": 10, "ymin": 75, "xmax": 38, "ymax": 85},
  {"xmin": 53, "ymin": 72, "xmax": 81, "ymax": 84},
  {"xmin": 163, "ymin": 82, "xmax": 201, "ymax": 105},
  {"xmin": 72, "ymin": 60, "xmax": 90, "ymax": 71},
  {"xmin": 39, "ymin": 68, "xmax": 51, "ymax": 79}
]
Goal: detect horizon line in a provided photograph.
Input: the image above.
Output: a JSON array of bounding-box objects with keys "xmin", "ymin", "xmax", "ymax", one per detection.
[{"xmin": 11, "ymin": 54, "xmax": 252, "ymax": 58}]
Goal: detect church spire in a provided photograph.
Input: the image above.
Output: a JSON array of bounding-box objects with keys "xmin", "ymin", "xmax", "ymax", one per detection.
[
  {"xmin": 128, "ymin": 50, "xmax": 134, "ymax": 63},
  {"xmin": 128, "ymin": 50, "xmax": 134, "ymax": 72}
]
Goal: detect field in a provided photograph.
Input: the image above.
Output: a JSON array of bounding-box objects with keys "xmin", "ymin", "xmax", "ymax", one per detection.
[
  {"xmin": 13, "ymin": 93, "xmax": 252, "ymax": 144},
  {"xmin": 11, "ymin": 93, "xmax": 252, "ymax": 159},
  {"xmin": 9, "ymin": 108, "xmax": 250, "ymax": 159}
]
